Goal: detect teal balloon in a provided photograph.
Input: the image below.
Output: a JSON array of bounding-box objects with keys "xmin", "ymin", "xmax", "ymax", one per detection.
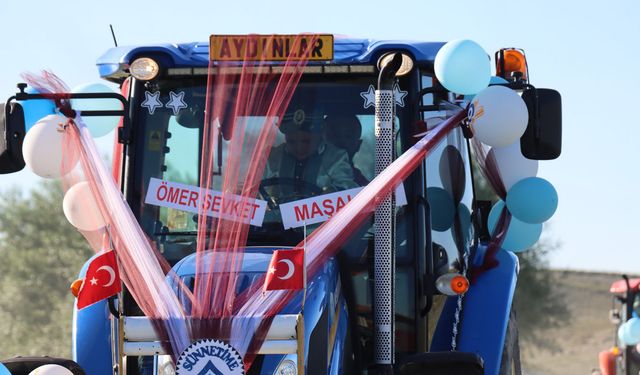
[
  {"xmin": 506, "ymin": 177, "xmax": 558, "ymax": 224},
  {"xmin": 427, "ymin": 187, "xmax": 456, "ymax": 232},
  {"xmin": 0, "ymin": 364, "xmax": 9, "ymax": 375},
  {"xmin": 488, "ymin": 200, "xmax": 542, "ymax": 252},
  {"xmin": 434, "ymin": 39, "xmax": 491, "ymax": 95},
  {"xmin": 71, "ymin": 83, "xmax": 122, "ymax": 138},
  {"xmin": 19, "ymin": 86, "xmax": 57, "ymax": 131},
  {"xmin": 464, "ymin": 76, "xmax": 509, "ymax": 101}
]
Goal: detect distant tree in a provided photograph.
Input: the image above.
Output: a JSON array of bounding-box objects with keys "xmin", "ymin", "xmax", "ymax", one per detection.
[
  {"xmin": 513, "ymin": 239, "xmax": 569, "ymax": 349},
  {"xmin": 0, "ymin": 181, "xmax": 92, "ymax": 358}
]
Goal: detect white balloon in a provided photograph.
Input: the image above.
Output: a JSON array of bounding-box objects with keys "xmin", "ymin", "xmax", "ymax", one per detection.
[
  {"xmin": 468, "ymin": 85, "xmax": 528, "ymax": 147},
  {"xmin": 71, "ymin": 83, "xmax": 122, "ymax": 138},
  {"xmin": 488, "ymin": 143, "xmax": 538, "ymax": 191},
  {"xmin": 63, "ymin": 181, "xmax": 106, "ymax": 232},
  {"xmin": 22, "ymin": 114, "xmax": 78, "ymax": 178},
  {"xmin": 28, "ymin": 364, "xmax": 74, "ymax": 375}
]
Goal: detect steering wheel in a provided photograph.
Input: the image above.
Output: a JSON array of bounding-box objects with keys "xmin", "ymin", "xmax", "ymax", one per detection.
[{"xmin": 259, "ymin": 177, "xmax": 323, "ymax": 209}]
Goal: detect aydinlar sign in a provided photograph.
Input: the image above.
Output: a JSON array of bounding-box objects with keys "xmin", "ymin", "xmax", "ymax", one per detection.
[{"xmin": 209, "ymin": 34, "xmax": 334, "ymax": 62}]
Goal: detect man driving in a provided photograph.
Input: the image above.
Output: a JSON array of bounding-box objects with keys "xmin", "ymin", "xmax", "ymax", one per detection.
[
  {"xmin": 324, "ymin": 114, "xmax": 369, "ymax": 186},
  {"xmin": 263, "ymin": 108, "xmax": 357, "ymax": 202}
]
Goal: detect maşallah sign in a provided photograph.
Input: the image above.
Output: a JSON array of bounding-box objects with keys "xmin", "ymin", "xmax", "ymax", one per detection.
[
  {"xmin": 279, "ymin": 185, "xmax": 407, "ymax": 229},
  {"xmin": 144, "ymin": 178, "xmax": 267, "ymax": 227}
]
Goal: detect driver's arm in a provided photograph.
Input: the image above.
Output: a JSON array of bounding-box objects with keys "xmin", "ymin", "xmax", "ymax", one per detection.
[
  {"xmin": 263, "ymin": 144, "xmax": 283, "ymax": 180},
  {"xmin": 320, "ymin": 145, "xmax": 358, "ymax": 192}
]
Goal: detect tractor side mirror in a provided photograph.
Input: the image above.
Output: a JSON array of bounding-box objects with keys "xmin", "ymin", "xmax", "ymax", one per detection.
[
  {"xmin": 0, "ymin": 101, "xmax": 26, "ymax": 174},
  {"xmin": 520, "ymin": 88, "xmax": 562, "ymax": 160},
  {"xmin": 0, "ymin": 84, "xmax": 131, "ymax": 176}
]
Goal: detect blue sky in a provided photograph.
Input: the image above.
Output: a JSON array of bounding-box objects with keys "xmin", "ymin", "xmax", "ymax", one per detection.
[{"xmin": 1, "ymin": 0, "xmax": 638, "ymax": 273}]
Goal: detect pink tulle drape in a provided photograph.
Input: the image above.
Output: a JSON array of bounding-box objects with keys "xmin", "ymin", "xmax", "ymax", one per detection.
[
  {"xmin": 469, "ymin": 139, "xmax": 511, "ymax": 281},
  {"xmin": 23, "ymin": 73, "xmax": 193, "ymax": 358},
  {"xmin": 189, "ymin": 35, "xmax": 318, "ymax": 367}
]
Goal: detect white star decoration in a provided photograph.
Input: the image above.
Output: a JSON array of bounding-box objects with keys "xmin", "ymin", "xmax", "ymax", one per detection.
[
  {"xmin": 360, "ymin": 85, "xmax": 376, "ymax": 109},
  {"xmin": 269, "ymin": 266, "xmax": 276, "ymax": 274},
  {"xmin": 165, "ymin": 91, "xmax": 188, "ymax": 115},
  {"xmin": 360, "ymin": 84, "xmax": 408, "ymax": 109},
  {"xmin": 393, "ymin": 84, "xmax": 408, "ymax": 107},
  {"xmin": 141, "ymin": 91, "xmax": 163, "ymax": 115},
  {"xmin": 90, "ymin": 277, "xmax": 98, "ymax": 286}
]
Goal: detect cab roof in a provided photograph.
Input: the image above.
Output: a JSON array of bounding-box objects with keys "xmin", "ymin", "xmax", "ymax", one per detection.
[
  {"xmin": 610, "ymin": 278, "xmax": 640, "ymax": 295},
  {"xmin": 96, "ymin": 36, "xmax": 445, "ymax": 82}
]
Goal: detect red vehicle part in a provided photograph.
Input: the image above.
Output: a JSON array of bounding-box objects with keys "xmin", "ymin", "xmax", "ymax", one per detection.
[
  {"xmin": 598, "ymin": 349, "xmax": 616, "ymax": 375},
  {"xmin": 610, "ymin": 278, "xmax": 640, "ymax": 295}
]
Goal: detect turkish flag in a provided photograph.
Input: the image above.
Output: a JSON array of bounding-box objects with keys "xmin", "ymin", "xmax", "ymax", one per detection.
[
  {"xmin": 264, "ymin": 248, "xmax": 305, "ymax": 291},
  {"xmin": 77, "ymin": 250, "xmax": 122, "ymax": 309}
]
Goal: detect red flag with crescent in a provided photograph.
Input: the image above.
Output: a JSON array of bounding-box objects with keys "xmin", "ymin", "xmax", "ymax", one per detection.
[
  {"xmin": 77, "ymin": 250, "xmax": 122, "ymax": 309},
  {"xmin": 264, "ymin": 248, "xmax": 305, "ymax": 291}
]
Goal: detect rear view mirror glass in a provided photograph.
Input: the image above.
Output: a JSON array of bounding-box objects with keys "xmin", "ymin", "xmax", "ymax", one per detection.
[
  {"xmin": 520, "ymin": 88, "xmax": 562, "ymax": 160},
  {"xmin": 0, "ymin": 102, "xmax": 26, "ymax": 174}
]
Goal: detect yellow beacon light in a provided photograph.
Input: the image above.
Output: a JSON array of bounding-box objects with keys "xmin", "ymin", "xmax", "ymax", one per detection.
[
  {"xmin": 611, "ymin": 346, "xmax": 621, "ymax": 356},
  {"xmin": 495, "ymin": 48, "xmax": 529, "ymax": 83}
]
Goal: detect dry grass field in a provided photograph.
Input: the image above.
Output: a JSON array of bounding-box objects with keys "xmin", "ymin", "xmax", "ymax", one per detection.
[{"xmin": 520, "ymin": 270, "xmax": 627, "ymax": 375}]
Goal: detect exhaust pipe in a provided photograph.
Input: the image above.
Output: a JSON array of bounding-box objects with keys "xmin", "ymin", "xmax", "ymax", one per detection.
[{"xmin": 374, "ymin": 53, "xmax": 403, "ymax": 374}]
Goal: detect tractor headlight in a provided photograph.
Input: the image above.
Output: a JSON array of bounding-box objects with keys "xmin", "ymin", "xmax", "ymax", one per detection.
[
  {"xmin": 130, "ymin": 57, "xmax": 160, "ymax": 81},
  {"xmin": 275, "ymin": 359, "xmax": 297, "ymax": 375}
]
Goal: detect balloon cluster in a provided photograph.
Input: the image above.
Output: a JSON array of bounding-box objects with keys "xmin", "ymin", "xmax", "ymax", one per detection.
[
  {"xmin": 435, "ymin": 40, "xmax": 559, "ymax": 253},
  {"xmin": 21, "ymin": 83, "xmax": 119, "ymax": 233}
]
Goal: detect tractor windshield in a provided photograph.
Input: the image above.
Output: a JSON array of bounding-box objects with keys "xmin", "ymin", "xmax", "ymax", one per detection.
[{"xmin": 133, "ymin": 74, "xmax": 414, "ymax": 263}]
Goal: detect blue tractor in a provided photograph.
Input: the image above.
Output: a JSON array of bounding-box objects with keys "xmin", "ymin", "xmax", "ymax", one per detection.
[{"xmin": 0, "ymin": 35, "xmax": 561, "ymax": 375}]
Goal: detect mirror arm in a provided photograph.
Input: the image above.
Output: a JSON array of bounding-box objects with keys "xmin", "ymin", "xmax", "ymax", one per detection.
[
  {"xmin": 503, "ymin": 82, "xmax": 541, "ymax": 141},
  {"xmin": 11, "ymin": 83, "xmax": 132, "ymax": 144}
]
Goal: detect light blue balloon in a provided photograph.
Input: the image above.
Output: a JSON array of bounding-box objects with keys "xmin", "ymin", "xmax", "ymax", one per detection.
[
  {"xmin": 71, "ymin": 83, "xmax": 122, "ymax": 138},
  {"xmin": 629, "ymin": 318, "xmax": 640, "ymax": 340},
  {"xmin": 434, "ymin": 39, "xmax": 491, "ymax": 95},
  {"xmin": 464, "ymin": 76, "xmax": 509, "ymax": 101},
  {"xmin": 618, "ymin": 324, "xmax": 630, "ymax": 345},
  {"xmin": 624, "ymin": 318, "xmax": 640, "ymax": 345},
  {"xmin": 427, "ymin": 187, "xmax": 456, "ymax": 232},
  {"xmin": 506, "ymin": 177, "xmax": 558, "ymax": 224},
  {"xmin": 488, "ymin": 200, "xmax": 542, "ymax": 252},
  {"xmin": 619, "ymin": 323, "xmax": 629, "ymax": 345},
  {"xmin": 619, "ymin": 318, "xmax": 640, "ymax": 345},
  {"xmin": 0, "ymin": 363, "xmax": 9, "ymax": 375},
  {"xmin": 18, "ymin": 86, "xmax": 57, "ymax": 132}
]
